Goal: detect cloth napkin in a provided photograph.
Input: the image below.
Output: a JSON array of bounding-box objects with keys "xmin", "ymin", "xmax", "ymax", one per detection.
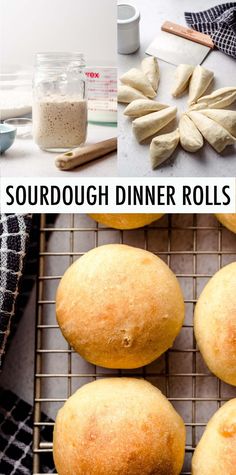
[
  {"xmin": 185, "ymin": 3, "xmax": 236, "ymax": 59},
  {"xmin": 0, "ymin": 215, "xmax": 55, "ymax": 473},
  {"xmin": 0, "ymin": 214, "xmax": 32, "ymax": 369},
  {"xmin": 0, "ymin": 388, "xmax": 55, "ymax": 474}
]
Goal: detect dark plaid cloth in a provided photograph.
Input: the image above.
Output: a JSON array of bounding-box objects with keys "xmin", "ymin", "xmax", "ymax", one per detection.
[
  {"xmin": 0, "ymin": 214, "xmax": 32, "ymax": 369},
  {"xmin": 9, "ymin": 215, "xmax": 40, "ymax": 341},
  {"xmin": 0, "ymin": 388, "xmax": 55, "ymax": 474},
  {"xmin": 0, "ymin": 216, "xmax": 55, "ymax": 473},
  {"xmin": 185, "ymin": 3, "xmax": 236, "ymax": 58}
]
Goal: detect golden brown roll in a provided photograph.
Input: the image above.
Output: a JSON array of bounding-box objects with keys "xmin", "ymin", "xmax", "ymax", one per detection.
[
  {"xmin": 89, "ymin": 213, "xmax": 164, "ymax": 230},
  {"xmin": 215, "ymin": 214, "xmax": 236, "ymax": 234},
  {"xmin": 192, "ymin": 399, "xmax": 236, "ymax": 475},
  {"xmin": 56, "ymin": 244, "xmax": 184, "ymax": 369},
  {"xmin": 194, "ymin": 262, "xmax": 236, "ymax": 385},
  {"xmin": 53, "ymin": 378, "xmax": 186, "ymax": 475}
]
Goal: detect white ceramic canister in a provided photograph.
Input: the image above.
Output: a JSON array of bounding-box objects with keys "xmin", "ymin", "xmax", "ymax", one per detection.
[{"xmin": 117, "ymin": 3, "xmax": 140, "ymax": 54}]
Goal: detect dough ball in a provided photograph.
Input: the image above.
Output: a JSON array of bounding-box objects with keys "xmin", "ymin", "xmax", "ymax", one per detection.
[
  {"xmin": 194, "ymin": 262, "xmax": 236, "ymax": 385},
  {"xmin": 56, "ymin": 244, "xmax": 184, "ymax": 369},
  {"xmin": 89, "ymin": 213, "xmax": 164, "ymax": 229},
  {"xmin": 215, "ymin": 214, "xmax": 236, "ymax": 234},
  {"xmin": 53, "ymin": 378, "xmax": 186, "ymax": 475},
  {"xmin": 192, "ymin": 399, "xmax": 236, "ymax": 475}
]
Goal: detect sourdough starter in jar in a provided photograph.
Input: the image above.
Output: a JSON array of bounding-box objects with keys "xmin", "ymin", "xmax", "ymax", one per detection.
[
  {"xmin": 33, "ymin": 96, "xmax": 87, "ymax": 150},
  {"xmin": 33, "ymin": 52, "xmax": 87, "ymax": 152}
]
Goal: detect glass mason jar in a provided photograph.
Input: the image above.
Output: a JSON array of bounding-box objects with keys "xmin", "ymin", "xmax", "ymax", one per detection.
[{"xmin": 32, "ymin": 52, "xmax": 87, "ymax": 152}]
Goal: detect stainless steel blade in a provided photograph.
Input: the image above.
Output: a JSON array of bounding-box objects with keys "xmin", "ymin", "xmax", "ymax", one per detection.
[{"xmin": 146, "ymin": 31, "xmax": 211, "ymax": 66}]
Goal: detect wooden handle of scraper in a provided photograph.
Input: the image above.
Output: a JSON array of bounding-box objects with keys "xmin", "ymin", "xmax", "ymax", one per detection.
[
  {"xmin": 161, "ymin": 21, "xmax": 214, "ymax": 49},
  {"xmin": 55, "ymin": 137, "xmax": 117, "ymax": 171}
]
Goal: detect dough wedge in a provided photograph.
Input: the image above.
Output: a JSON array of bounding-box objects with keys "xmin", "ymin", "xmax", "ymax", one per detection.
[
  {"xmin": 188, "ymin": 65, "xmax": 214, "ymax": 105},
  {"xmin": 200, "ymin": 109, "xmax": 236, "ymax": 137},
  {"xmin": 197, "ymin": 87, "xmax": 236, "ymax": 109},
  {"xmin": 120, "ymin": 68, "xmax": 156, "ymax": 98},
  {"xmin": 150, "ymin": 129, "xmax": 179, "ymax": 169},
  {"xmin": 133, "ymin": 106, "xmax": 177, "ymax": 143},
  {"xmin": 179, "ymin": 114, "xmax": 204, "ymax": 152},
  {"xmin": 188, "ymin": 111, "xmax": 235, "ymax": 153},
  {"xmin": 118, "ymin": 85, "xmax": 147, "ymax": 104},
  {"xmin": 124, "ymin": 99, "xmax": 168, "ymax": 118},
  {"xmin": 172, "ymin": 64, "xmax": 194, "ymax": 97},
  {"xmin": 141, "ymin": 56, "xmax": 160, "ymax": 92}
]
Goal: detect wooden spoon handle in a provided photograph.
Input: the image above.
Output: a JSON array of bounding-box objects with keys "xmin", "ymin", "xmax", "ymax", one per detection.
[
  {"xmin": 55, "ymin": 137, "xmax": 117, "ymax": 171},
  {"xmin": 161, "ymin": 21, "xmax": 214, "ymax": 49}
]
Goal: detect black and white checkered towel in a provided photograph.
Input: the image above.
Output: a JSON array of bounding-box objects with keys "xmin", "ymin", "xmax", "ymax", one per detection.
[
  {"xmin": 0, "ymin": 215, "xmax": 55, "ymax": 473},
  {"xmin": 185, "ymin": 3, "xmax": 236, "ymax": 59},
  {"xmin": 0, "ymin": 214, "xmax": 32, "ymax": 369},
  {"xmin": 0, "ymin": 388, "xmax": 55, "ymax": 474}
]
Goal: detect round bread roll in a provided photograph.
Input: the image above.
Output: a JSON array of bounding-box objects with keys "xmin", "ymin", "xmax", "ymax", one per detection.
[
  {"xmin": 194, "ymin": 262, "xmax": 236, "ymax": 385},
  {"xmin": 215, "ymin": 213, "xmax": 236, "ymax": 234},
  {"xmin": 56, "ymin": 244, "xmax": 184, "ymax": 369},
  {"xmin": 192, "ymin": 399, "xmax": 236, "ymax": 475},
  {"xmin": 89, "ymin": 213, "xmax": 164, "ymax": 230},
  {"xmin": 53, "ymin": 378, "xmax": 186, "ymax": 475}
]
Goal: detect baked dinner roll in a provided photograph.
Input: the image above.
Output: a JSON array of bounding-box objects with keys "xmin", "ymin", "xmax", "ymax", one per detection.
[
  {"xmin": 192, "ymin": 399, "xmax": 236, "ymax": 475},
  {"xmin": 89, "ymin": 213, "xmax": 164, "ymax": 229},
  {"xmin": 53, "ymin": 378, "xmax": 186, "ymax": 475},
  {"xmin": 215, "ymin": 214, "xmax": 236, "ymax": 234},
  {"xmin": 56, "ymin": 244, "xmax": 184, "ymax": 369},
  {"xmin": 194, "ymin": 262, "xmax": 236, "ymax": 385}
]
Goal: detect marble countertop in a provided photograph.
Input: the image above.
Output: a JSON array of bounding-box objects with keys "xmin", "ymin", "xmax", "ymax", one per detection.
[
  {"xmin": 0, "ymin": 122, "xmax": 117, "ymax": 178},
  {"xmin": 118, "ymin": 0, "xmax": 236, "ymax": 177}
]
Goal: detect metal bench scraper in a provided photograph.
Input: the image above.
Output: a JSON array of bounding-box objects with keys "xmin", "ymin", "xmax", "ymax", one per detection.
[{"xmin": 146, "ymin": 21, "xmax": 214, "ymax": 66}]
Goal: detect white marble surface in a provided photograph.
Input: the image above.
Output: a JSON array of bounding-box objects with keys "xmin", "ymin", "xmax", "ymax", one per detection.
[
  {"xmin": 118, "ymin": 0, "xmax": 236, "ymax": 177},
  {"xmin": 1, "ymin": 0, "xmax": 116, "ymax": 68},
  {"xmin": 0, "ymin": 122, "xmax": 117, "ymax": 177}
]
